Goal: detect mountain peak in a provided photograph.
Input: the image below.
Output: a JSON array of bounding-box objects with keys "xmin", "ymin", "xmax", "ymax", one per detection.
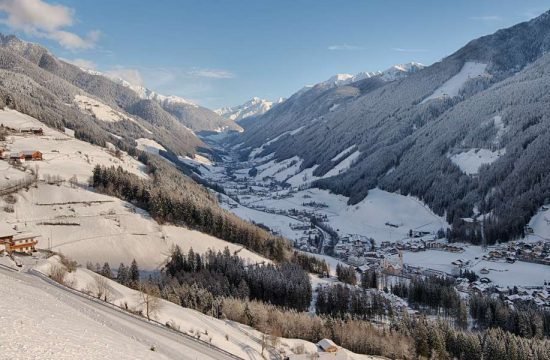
[{"xmin": 216, "ymin": 97, "xmax": 277, "ymax": 122}]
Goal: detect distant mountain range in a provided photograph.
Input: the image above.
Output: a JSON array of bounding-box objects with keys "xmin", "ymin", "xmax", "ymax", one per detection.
[
  {"xmin": 230, "ymin": 10, "xmax": 550, "ymax": 245},
  {"xmin": 216, "ymin": 62, "xmax": 424, "ymax": 125},
  {"xmin": 0, "ymin": 33, "xmax": 243, "ymax": 158},
  {"xmin": 215, "ymin": 97, "xmax": 283, "ymax": 123}
]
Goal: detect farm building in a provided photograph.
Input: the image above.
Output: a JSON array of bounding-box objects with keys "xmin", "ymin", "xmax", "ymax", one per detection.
[
  {"xmin": 21, "ymin": 150, "xmax": 43, "ymax": 161},
  {"xmin": 0, "ymin": 223, "xmax": 39, "ymax": 254},
  {"xmin": 7, "ymin": 233, "xmax": 40, "ymax": 253},
  {"xmin": 8, "ymin": 150, "xmax": 43, "ymax": 163}
]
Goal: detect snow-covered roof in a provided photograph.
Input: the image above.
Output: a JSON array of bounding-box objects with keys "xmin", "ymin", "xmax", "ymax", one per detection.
[{"xmin": 0, "ymin": 223, "xmax": 16, "ymax": 238}]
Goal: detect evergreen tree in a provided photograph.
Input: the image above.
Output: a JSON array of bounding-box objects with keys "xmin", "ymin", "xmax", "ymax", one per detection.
[
  {"xmin": 101, "ymin": 262, "xmax": 112, "ymax": 279},
  {"xmin": 129, "ymin": 259, "xmax": 140, "ymax": 287}
]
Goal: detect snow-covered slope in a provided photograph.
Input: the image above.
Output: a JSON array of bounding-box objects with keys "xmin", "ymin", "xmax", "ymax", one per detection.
[
  {"xmin": 449, "ymin": 148, "xmax": 506, "ymax": 175},
  {"xmin": 9, "ymin": 256, "xmax": 382, "ymax": 360},
  {"xmin": 0, "ymin": 109, "xmax": 266, "ymax": 269},
  {"xmin": 215, "ymin": 97, "xmax": 283, "ymax": 122},
  {"xmin": 421, "ymin": 61, "xmax": 488, "ymax": 103},
  {"xmin": 0, "ymin": 269, "xmax": 171, "ymax": 360}
]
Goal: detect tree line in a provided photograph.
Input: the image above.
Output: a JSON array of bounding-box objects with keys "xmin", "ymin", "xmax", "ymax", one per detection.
[
  {"xmin": 163, "ymin": 246, "xmax": 312, "ymax": 311},
  {"xmin": 92, "ymin": 162, "xmax": 291, "ymax": 261}
]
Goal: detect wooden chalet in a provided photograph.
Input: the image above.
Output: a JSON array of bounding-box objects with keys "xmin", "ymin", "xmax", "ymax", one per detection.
[{"xmin": 0, "ymin": 223, "xmax": 39, "ymax": 254}]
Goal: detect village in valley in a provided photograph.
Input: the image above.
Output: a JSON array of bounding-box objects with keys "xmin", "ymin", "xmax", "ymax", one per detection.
[{"xmin": 184, "ymin": 135, "xmax": 550, "ymax": 311}]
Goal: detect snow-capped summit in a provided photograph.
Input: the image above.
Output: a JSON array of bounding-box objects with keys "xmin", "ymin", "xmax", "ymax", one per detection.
[
  {"xmin": 74, "ymin": 65, "xmax": 199, "ymax": 108},
  {"xmin": 215, "ymin": 97, "xmax": 282, "ymax": 122},
  {"xmin": 380, "ymin": 62, "xmax": 425, "ymax": 81},
  {"xmin": 313, "ymin": 62, "xmax": 424, "ymax": 90},
  {"xmin": 109, "ymin": 77, "xmax": 198, "ymax": 107}
]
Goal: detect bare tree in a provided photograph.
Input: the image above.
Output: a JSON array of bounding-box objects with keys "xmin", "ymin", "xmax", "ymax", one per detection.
[
  {"xmin": 137, "ymin": 282, "xmax": 163, "ymax": 321},
  {"xmin": 49, "ymin": 264, "xmax": 68, "ymax": 285},
  {"xmin": 93, "ymin": 275, "xmax": 112, "ymax": 302}
]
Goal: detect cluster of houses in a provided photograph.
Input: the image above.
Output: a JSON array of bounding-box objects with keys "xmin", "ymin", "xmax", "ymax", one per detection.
[
  {"xmin": 0, "ymin": 223, "xmax": 39, "ymax": 255},
  {"xmin": 0, "ymin": 124, "xmax": 44, "ymax": 164},
  {"xmin": 483, "ymin": 240, "xmax": 550, "ymax": 265},
  {"xmin": 0, "ymin": 149, "xmax": 43, "ymax": 163},
  {"xmin": 334, "ymin": 234, "xmax": 375, "ymax": 260}
]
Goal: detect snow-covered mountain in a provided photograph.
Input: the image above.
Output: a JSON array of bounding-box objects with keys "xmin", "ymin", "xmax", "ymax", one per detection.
[
  {"xmin": 106, "ymin": 75, "xmax": 198, "ymax": 108},
  {"xmin": 313, "ymin": 62, "xmax": 425, "ymax": 89},
  {"xmin": 232, "ymin": 10, "xmax": 550, "ymax": 245},
  {"xmin": 215, "ymin": 97, "xmax": 283, "ymax": 122},
  {"xmin": 216, "ymin": 63, "xmax": 422, "ymax": 124},
  {"xmin": 78, "ymin": 65, "xmax": 240, "ymax": 133}
]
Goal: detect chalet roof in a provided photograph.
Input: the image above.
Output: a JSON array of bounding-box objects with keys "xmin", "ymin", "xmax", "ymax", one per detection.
[
  {"xmin": 12, "ymin": 232, "xmax": 40, "ymax": 241},
  {"xmin": 21, "ymin": 150, "xmax": 40, "ymax": 156},
  {"xmin": 0, "ymin": 223, "xmax": 16, "ymax": 238}
]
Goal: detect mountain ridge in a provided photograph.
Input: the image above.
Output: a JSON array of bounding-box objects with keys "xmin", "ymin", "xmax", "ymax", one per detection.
[{"xmin": 228, "ymin": 9, "xmax": 550, "ymax": 245}]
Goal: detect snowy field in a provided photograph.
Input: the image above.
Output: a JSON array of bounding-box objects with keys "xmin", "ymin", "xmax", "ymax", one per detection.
[
  {"xmin": 397, "ymin": 245, "xmax": 550, "ymax": 287},
  {"xmin": 422, "ymin": 62, "xmax": 488, "ymax": 103},
  {"xmin": 0, "ymin": 108, "xmax": 147, "ymax": 183},
  {"xmin": 238, "ymin": 188, "xmax": 447, "ymax": 243},
  {"xmin": 449, "ymin": 148, "xmax": 506, "ymax": 175},
  {"xmin": 527, "ymin": 206, "xmax": 550, "ymax": 241},
  {"xmin": 136, "ymin": 138, "xmax": 166, "ymax": 155},
  {"xmin": 1, "ymin": 183, "xmax": 268, "ymax": 269}
]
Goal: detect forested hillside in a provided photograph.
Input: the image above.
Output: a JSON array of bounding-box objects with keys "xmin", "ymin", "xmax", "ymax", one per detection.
[
  {"xmin": 0, "ymin": 33, "xmax": 223, "ymax": 157},
  {"xmin": 91, "ymin": 156, "xmax": 291, "ymax": 261},
  {"xmin": 231, "ymin": 11, "xmax": 550, "ymax": 244}
]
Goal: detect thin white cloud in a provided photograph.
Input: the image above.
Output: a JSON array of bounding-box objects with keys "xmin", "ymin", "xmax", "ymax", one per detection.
[
  {"xmin": 328, "ymin": 44, "xmax": 363, "ymax": 51},
  {"xmin": 188, "ymin": 68, "xmax": 235, "ymax": 79},
  {"xmin": 469, "ymin": 15, "xmax": 502, "ymax": 21},
  {"xmin": 0, "ymin": 0, "xmax": 100, "ymax": 49},
  {"xmin": 60, "ymin": 57, "xmax": 97, "ymax": 70},
  {"xmin": 105, "ymin": 67, "xmax": 144, "ymax": 86},
  {"xmin": 392, "ymin": 47, "xmax": 429, "ymax": 53}
]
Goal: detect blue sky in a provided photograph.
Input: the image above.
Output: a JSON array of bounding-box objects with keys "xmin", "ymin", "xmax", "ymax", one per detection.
[{"xmin": 0, "ymin": 0, "xmax": 548, "ymax": 109}]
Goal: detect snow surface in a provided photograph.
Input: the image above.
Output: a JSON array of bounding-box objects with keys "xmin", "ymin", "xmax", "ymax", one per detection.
[
  {"xmin": 0, "ymin": 269, "xmax": 170, "ymax": 360},
  {"xmin": 226, "ymin": 187, "xmax": 447, "ymax": 244},
  {"xmin": 398, "ymin": 245, "xmax": 550, "ymax": 287},
  {"xmin": 527, "ymin": 206, "xmax": 550, "ymax": 241},
  {"xmin": 421, "ymin": 62, "xmax": 488, "ymax": 103},
  {"xmin": 331, "ymin": 146, "xmax": 356, "ymax": 162},
  {"xmin": 0, "ymin": 110, "xmax": 267, "ymax": 269},
  {"xmin": 449, "ymin": 148, "xmax": 505, "ymax": 175},
  {"xmin": 27, "ymin": 257, "xmax": 382, "ymax": 360},
  {"xmin": 324, "ymin": 150, "xmax": 361, "ymax": 178},
  {"xmin": 136, "ymin": 138, "xmax": 166, "ymax": 155}
]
